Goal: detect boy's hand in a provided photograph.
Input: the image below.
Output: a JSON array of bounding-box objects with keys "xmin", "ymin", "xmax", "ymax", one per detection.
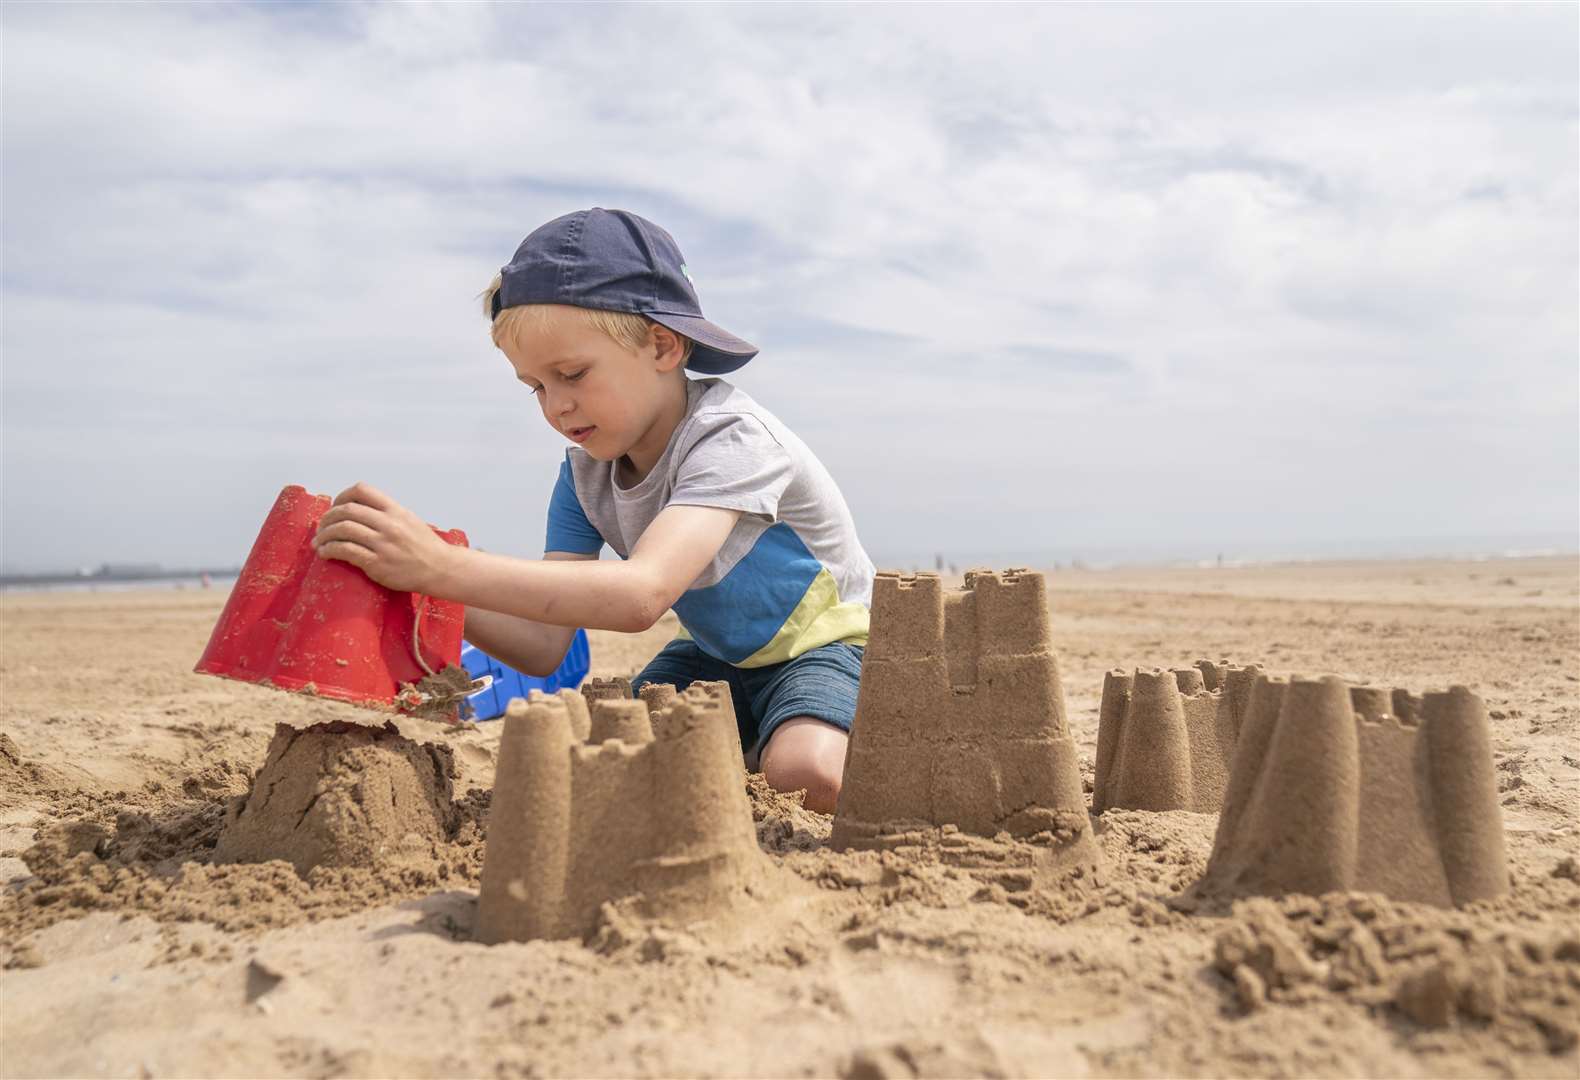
[{"xmin": 312, "ymin": 482, "xmax": 458, "ymax": 594}]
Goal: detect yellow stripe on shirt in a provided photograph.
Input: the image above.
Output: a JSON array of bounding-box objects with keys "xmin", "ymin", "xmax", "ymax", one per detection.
[{"xmin": 736, "ymin": 567, "xmax": 869, "ymax": 668}]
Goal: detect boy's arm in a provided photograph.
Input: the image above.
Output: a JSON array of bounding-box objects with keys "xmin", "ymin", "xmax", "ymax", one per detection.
[
  {"xmin": 461, "ymin": 552, "xmax": 593, "ymax": 677},
  {"xmin": 438, "ymin": 504, "xmax": 742, "ymax": 631},
  {"xmin": 313, "ymin": 482, "xmax": 741, "ymax": 634}
]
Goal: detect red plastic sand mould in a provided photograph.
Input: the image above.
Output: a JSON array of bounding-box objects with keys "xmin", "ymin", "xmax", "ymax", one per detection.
[{"xmin": 194, "ymin": 485, "xmax": 469, "ymax": 710}]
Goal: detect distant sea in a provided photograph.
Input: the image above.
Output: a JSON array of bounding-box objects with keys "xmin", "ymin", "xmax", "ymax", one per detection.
[
  {"xmin": 1, "ymin": 573, "xmax": 240, "ymax": 595},
  {"xmin": 5, "ymin": 530, "xmax": 1575, "ymax": 592},
  {"xmin": 866, "ymin": 532, "xmax": 1578, "ymax": 575}
]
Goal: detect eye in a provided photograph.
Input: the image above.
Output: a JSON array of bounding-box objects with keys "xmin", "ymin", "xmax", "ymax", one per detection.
[
  {"xmin": 526, "ymin": 383, "xmax": 543, "ymax": 396},
  {"xmin": 564, "ymin": 369, "xmax": 587, "ymax": 382}
]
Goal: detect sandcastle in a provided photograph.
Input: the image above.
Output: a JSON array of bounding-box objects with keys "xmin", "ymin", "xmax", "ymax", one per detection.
[
  {"xmin": 584, "ymin": 677, "xmax": 740, "ymax": 743},
  {"xmin": 581, "ymin": 676, "xmax": 632, "ymax": 704},
  {"xmin": 1199, "ymin": 674, "xmax": 1508, "ymax": 907},
  {"xmin": 1093, "ymin": 660, "xmax": 1262, "ymax": 814},
  {"xmin": 831, "ymin": 569, "xmax": 1098, "ymax": 869},
  {"xmin": 214, "ymin": 721, "xmax": 457, "ymax": 875},
  {"xmin": 476, "ymin": 684, "xmax": 763, "ymax": 944}
]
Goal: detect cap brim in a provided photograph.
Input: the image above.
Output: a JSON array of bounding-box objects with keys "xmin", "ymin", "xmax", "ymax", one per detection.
[{"xmin": 648, "ymin": 312, "xmax": 759, "ymax": 375}]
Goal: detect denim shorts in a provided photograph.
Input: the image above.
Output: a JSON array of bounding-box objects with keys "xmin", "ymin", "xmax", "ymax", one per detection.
[{"xmin": 630, "ymin": 639, "xmax": 864, "ymax": 757}]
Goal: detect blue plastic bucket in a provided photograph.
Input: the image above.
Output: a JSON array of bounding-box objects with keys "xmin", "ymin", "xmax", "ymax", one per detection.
[{"xmin": 458, "ymin": 629, "xmax": 591, "ymax": 721}]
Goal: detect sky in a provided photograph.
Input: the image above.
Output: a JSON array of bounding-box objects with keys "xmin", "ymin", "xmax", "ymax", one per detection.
[{"xmin": 2, "ymin": 1, "xmax": 1576, "ymax": 573}]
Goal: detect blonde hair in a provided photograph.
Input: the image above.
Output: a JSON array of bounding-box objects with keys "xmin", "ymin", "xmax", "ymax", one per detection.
[{"xmin": 480, "ymin": 273, "xmax": 691, "ymax": 362}]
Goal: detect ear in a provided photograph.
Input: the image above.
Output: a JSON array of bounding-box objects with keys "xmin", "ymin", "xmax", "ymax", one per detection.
[{"xmin": 649, "ymin": 323, "xmax": 689, "ymax": 374}]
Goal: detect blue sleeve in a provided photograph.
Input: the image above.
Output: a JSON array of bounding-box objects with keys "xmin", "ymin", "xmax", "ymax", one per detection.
[{"xmin": 545, "ymin": 458, "xmax": 604, "ymax": 554}]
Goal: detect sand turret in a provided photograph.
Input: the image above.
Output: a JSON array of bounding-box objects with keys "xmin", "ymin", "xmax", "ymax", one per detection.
[
  {"xmin": 586, "ymin": 676, "xmax": 744, "ymax": 750},
  {"xmin": 1200, "ymin": 675, "xmax": 1508, "ymax": 907},
  {"xmin": 588, "ymin": 698, "xmax": 652, "ymax": 745},
  {"xmin": 476, "ymin": 686, "xmax": 763, "ymax": 944},
  {"xmin": 581, "ymin": 676, "xmax": 632, "ymax": 705},
  {"xmin": 830, "ymin": 570, "xmax": 1098, "ymax": 871},
  {"xmin": 1093, "ymin": 660, "xmax": 1261, "ymax": 813}
]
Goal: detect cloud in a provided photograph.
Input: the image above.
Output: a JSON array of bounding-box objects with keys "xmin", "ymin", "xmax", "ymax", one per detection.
[{"xmin": 2, "ymin": 1, "xmax": 1575, "ymax": 572}]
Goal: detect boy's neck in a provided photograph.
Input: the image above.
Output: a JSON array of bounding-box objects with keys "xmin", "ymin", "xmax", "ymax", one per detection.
[{"xmin": 617, "ymin": 377, "xmax": 690, "ymax": 485}]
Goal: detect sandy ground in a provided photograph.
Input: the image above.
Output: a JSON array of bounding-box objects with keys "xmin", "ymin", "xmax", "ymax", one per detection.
[{"xmin": 1, "ymin": 555, "xmax": 1576, "ymax": 1079}]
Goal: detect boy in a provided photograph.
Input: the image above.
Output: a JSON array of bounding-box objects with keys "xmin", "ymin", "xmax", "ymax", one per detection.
[{"xmin": 313, "ymin": 208, "xmax": 875, "ymax": 812}]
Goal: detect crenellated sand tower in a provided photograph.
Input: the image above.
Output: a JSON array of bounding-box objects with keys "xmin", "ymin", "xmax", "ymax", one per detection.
[
  {"xmin": 580, "ymin": 676, "xmax": 633, "ymax": 706},
  {"xmin": 475, "ymin": 685, "xmax": 764, "ymax": 944},
  {"xmin": 1199, "ymin": 674, "xmax": 1508, "ymax": 907},
  {"xmin": 1093, "ymin": 660, "xmax": 1262, "ymax": 814},
  {"xmin": 830, "ymin": 569, "xmax": 1098, "ymax": 870}
]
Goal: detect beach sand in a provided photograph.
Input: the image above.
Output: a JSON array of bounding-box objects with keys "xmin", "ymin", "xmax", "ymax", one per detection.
[{"xmin": 1, "ymin": 556, "xmax": 1576, "ymax": 1078}]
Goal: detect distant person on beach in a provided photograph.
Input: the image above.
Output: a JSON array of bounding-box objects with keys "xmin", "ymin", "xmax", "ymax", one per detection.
[{"xmin": 311, "ymin": 208, "xmax": 874, "ymax": 812}]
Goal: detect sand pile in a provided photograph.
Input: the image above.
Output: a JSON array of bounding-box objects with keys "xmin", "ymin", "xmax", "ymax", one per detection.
[
  {"xmin": 832, "ymin": 569, "xmax": 1097, "ymax": 876},
  {"xmin": 3, "ymin": 785, "xmax": 491, "ymax": 939},
  {"xmin": 1201, "ymin": 675, "xmax": 1508, "ymax": 906},
  {"xmin": 3, "ymin": 718, "xmax": 488, "ymax": 940},
  {"xmin": 213, "ymin": 720, "xmax": 458, "ymax": 875},
  {"xmin": 1212, "ymin": 893, "xmax": 1579, "ymax": 1053},
  {"xmin": 1093, "ymin": 660, "xmax": 1261, "ymax": 813},
  {"xmin": 0, "ymin": 732, "xmax": 72, "ymax": 807},
  {"xmin": 477, "ymin": 686, "xmax": 771, "ymax": 944},
  {"xmin": 399, "ymin": 663, "xmax": 480, "ymax": 722},
  {"xmin": 748, "ymin": 772, "xmax": 833, "ymax": 855}
]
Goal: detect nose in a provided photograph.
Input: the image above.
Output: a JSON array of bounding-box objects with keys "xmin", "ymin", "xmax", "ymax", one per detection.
[{"xmin": 539, "ymin": 386, "xmax": 575, "ymax": 415}]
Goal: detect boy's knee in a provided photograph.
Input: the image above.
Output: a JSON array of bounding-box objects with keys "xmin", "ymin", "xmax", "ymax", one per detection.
[{"xmin": 759, "ymin": 717, "xmax": 849, "ymax": 815}]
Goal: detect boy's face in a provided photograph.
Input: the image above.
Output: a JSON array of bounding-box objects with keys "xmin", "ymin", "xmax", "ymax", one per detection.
[{"xmin": 499, "ymin": 305, "xmax": 685, "ymax": 462}]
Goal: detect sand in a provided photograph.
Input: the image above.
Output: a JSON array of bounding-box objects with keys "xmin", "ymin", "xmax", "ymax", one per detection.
[
  {"xmin": 1200, "ymin": 676, "xmax": 1509, "ymax": 907},
  {"xmin": 832, "ymin": 570, "xmax": 1097, "ymax": 878},
  {"xmin": 476, "ymin": 685, "xmax": 769, "ymax": 944},
  {"xmin": 212, "ymin": 720, "xmax": 460, "ymax": 875},
  {"xmin": 1094, "ymin": 662, "xmax": 1260, "ymax": 814},
  {"xmin": 1, "ymin": 555, "xmax": 1577, "ymax": 1078}
]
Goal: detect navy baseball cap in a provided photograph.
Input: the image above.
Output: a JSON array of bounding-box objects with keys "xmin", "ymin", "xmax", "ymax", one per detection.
[{"xmin": 491, "ymin": 208, "xmax": 758, "ymax": 375}]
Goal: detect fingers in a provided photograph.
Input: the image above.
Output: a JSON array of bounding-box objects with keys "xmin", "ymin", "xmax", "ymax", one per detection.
[
  {"xmin": 315, "ymin": 539, "xmax": 376, "ymax": 569},
  {"xmin": 331, "ymin": 481, "xmax": 393, "ymax": 511},
  {"xmin": 317, "ymin": 500, "xmax": 385, "ymax": 533},
  {"xmin": 314, "ymin": 518, "xmax": 381, "ymax": 551}
]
